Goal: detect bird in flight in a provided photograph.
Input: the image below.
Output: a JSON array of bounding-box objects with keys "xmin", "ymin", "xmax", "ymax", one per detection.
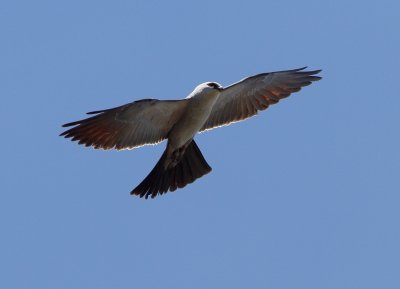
[{"xmin": 60, "ymin": 67, "xmax": 321, "ymax": 199}]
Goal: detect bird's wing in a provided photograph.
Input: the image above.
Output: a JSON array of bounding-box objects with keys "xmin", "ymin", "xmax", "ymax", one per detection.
[
  {"xmin": 60, "ymin": 99, "xmax": 188, "ymax": 150},
  {"xmin": 200, "ymin": 67, "xmax": 321, "ymax": 132}
]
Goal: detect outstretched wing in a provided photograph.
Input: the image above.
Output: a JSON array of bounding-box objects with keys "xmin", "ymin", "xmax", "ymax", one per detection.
[
  {"xmin": 60, "ymin": 99, "xmax": 188, "ymax": 150},
  {"xmin": 200, "ymin": 67, "xmax": 321, "ymax": 132}
]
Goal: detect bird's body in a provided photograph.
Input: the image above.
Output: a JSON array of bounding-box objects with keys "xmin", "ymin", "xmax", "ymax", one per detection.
[
  {"xmin": 61, "ymin": 67, "xmax": 322, "ymax": 198},
  {"xmin": 168, "ymin": 82, "xmax": 222, "ymax": 151}
]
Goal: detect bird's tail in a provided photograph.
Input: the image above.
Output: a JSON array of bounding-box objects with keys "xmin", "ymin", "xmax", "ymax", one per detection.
[{"xmin": 131, "ymin": 140, "xmax": 212, "ymax": 199}]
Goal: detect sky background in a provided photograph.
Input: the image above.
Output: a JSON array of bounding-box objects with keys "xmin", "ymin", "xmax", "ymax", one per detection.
[{"xmin": 1, "ymin": 0, "xmax": 399, "ymax": 288}]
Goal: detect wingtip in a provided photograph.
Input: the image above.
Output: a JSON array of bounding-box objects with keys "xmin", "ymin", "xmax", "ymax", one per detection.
[
  {"xmin": 293, "ymin": 67, "xmax": 322, "ymax": 75},
  {"xmin": 284, "ymin": 66, "xmax": 307, "ymax": 73},
  {"xmin": 296, "ymin": 66, "xmax": 308, "ymax": 71},
  {"xmin": 309, "ymin": 69, "xmax": 322, "ymax": 75},
  {"xmin": 294, "ymin": 68, "xmax": 322, "ymax": 79},
  {"xmin": 61, "ymin": 121, "xmax": 79, "ymax": 127},
  {"xmin": 309, "ymin": 70, "xmax": 323, "ymax": 80}
]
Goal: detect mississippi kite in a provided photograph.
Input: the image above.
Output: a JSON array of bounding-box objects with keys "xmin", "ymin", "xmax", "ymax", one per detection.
[{"xmin": 60, "ymin": 67, "xmax": 322, "ymax": 198}]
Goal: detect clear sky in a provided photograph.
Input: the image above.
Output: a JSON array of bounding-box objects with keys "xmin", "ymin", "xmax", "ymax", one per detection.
[{"xmin": 1, "ymin": 0, "xmax": 399, "ymax": 288}]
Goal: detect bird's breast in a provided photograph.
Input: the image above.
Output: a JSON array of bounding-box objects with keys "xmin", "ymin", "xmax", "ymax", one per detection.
[{"xmin": 168, "ymin": 94, "xmax": 218, "ymax": 149}]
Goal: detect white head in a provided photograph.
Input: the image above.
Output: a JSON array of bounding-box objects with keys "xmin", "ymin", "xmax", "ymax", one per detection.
[{"xmin": 187, "ymin": 82, "xmax": 223, "ymax": 99}]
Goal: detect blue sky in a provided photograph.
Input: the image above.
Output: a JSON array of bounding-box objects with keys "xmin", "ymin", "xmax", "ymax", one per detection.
[{"xmin": 1, "ymin": 0, "xmax": 399, "ymax": 288}]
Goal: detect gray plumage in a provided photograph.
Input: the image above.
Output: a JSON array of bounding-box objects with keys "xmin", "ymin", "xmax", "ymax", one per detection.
[{"xmin": 60, "ymin": 67, "xmax": 322, "ymax": 198}]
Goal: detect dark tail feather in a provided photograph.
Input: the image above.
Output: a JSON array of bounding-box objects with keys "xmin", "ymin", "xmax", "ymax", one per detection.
[{"xmin": 130, "ymin": 140, "xmax": 212, "ymax": 199}]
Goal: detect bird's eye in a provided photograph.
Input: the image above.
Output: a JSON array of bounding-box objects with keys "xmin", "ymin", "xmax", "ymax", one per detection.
[{"xmin": 208, "ymin": 82, "xmax": 217, "ymax": 88}]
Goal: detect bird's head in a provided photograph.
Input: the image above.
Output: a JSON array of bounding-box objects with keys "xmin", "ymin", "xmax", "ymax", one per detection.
[
  {"xmin": 204, "ymin": 82, "xmax": 223, "ymax": 92},
  {"xmin": 187, "ymin": 82, "xmax": 223, "ymax": 99}
]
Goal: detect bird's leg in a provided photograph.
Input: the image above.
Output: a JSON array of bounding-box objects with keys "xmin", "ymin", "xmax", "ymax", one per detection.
[{"xmin": 164, "ymin": 140, "xmax": 192, "ymax": 170}]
